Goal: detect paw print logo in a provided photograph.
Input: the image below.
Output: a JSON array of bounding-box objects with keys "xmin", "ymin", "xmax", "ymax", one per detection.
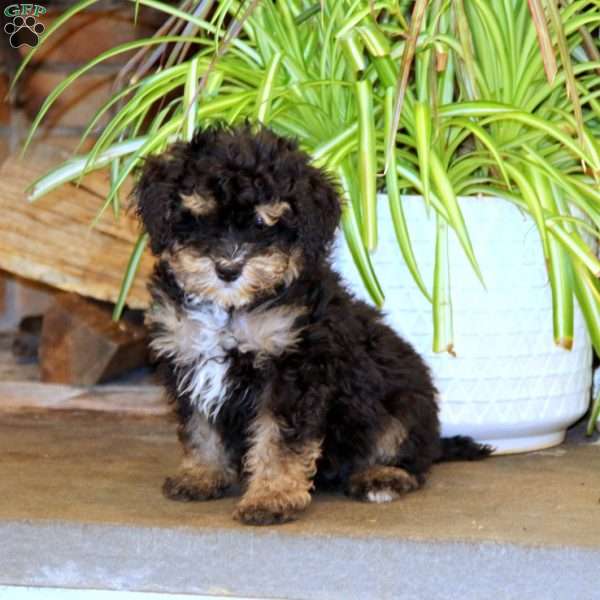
[{"xmin": 4, "ymin": 15, "xmax": 45, "ymax": 48}]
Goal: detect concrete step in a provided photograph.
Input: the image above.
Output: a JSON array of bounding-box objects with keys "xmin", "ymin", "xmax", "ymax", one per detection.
[
  {"xmin": 1, "ymin": 411, "xmax": 599, "ymax": 600},
  {"xmin": 0, "ymin": 586, "xmax": 252, "ymax": 600}
]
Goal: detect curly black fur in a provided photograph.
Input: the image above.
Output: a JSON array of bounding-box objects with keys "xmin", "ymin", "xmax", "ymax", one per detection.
[{"xmin": 137, "ymin": 124, "xmax": 492, "ymax": 525}]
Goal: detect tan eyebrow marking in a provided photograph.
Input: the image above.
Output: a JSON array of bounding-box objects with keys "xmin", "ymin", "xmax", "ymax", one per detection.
[
  {"xmin": 180, "ymin": 193, "xmax": 217, "ymax": 216},
  {"xmin": 255, "ymin": 201, "xmax": 291, "ymax": 226}
]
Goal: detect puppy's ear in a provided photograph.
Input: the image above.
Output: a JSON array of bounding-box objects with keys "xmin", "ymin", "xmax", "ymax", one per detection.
[
  {"xmin": 134, "ymin": 145, "xmax": 187, "ymax": 254},
  {"xmin": 297, "ymin": 169, "xmax": 342, "ymax": 261}
]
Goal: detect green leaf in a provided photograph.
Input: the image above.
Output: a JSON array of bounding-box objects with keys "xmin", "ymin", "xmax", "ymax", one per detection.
[
  {"xmin": 110, "ymin": 157, "xmax": 121, "ymax": 219},
  {"xmin": 547, "ymin": 220, "xmax": 600, "ymax": 277},
  {"xmin": 27, "ymin": 138, "xmax": 147, "ymax": 201},
  {"xmin": 313, "ymin": 124, "xmax": 359, "ymax": 163},
  {"xmin": 414, "ymin": 101, "xmax": 433, "ymax": 208},
  {"xmin": 336, "ymin": 3, "xmax": 390, "ymax": 39},
  {"xmin": 340, "ymin": 30, "xmax": 368, "ymax": 73},
  {"xmin": 395, "ymin": 163, "xmax": 450, "ymax": 221},
  {"xmin": 357, "ymin": 18, "xmax": 391, "ymax": 57},
  {"xmin": 338, "ymin": 164, "xmax": 384, "ymax": 306},
  {"xmin": 94, "ymin": 117, "xmax": 183, "ymax": 226},
  {"xmin": 454, "ymin": 0, "xmax": 479, "ymax": 100},
  {"xmin": 84, "ymin": 72, "xmax": 188, "ymax": 177},
  {"xmin": 295, "ymin": 3, "xmax": 321, "ymax": 25},
  {"xmin": 255, "ymin": 51, "xmax": 282, "ymax": 124},
  {"xmin": 74, "ymin": 76, "xmax": 148, "ymax": 155},
  {"xmin": 184, "ymin": 54, "xmax": 201, "ymax": 141},
  {"xmin": 112, "ymin": 233, "xmax": 149, "ymax": 321},
  {"xmin": 442, "ymin": 104, "xmax": 600, "ymax": 171},
  {"xmin": 22, "ymin": 35, "xmax": 205, "ymax": 156},
  {"xmin": 518, "ymin": 146, "xmax": 600, "ymax": 231},
  {"xmin": 531, "ymin": 171, "xmax": 574, "ymax": 348},
  {"xmin": 372, "ymin": 56, "xmax": 398, "ymax": 88},
  {"xmin": 573, "ymin": 260, "xmax": 600, "ymax": 357},
  {"xmin": 446, "ymin": 117, "xmax": 511, "ymax": 189},
  {"xmin": 355, "ymin": 79, "xmax": 378, "ymax": 251},
  {"xmin": 429, "ymin": 150, "xmax": 484, "ymax": 284},
  {"xmin": 385, "ymin": 89, "xmax": 431, "ymax": 301},
  {"xmin": 504, "ymin": 161, "xmax": 550, "ymax": 259},
  {"xmin": 433, "ymin": 213, "xmax": 455, "ymax": 354}
]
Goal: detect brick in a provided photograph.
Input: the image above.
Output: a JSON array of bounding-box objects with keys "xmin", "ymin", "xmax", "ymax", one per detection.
[
  {"xmin": 0, "ymin": 74, "xmax": 11, "ymax": 126},
  {"xmin": 0, "ymin": 273, "xmax": 55, "ymax": 332},
  {"xmin": 13, "ymin": 276, "xmax": 54, "ymax": 316},
  {"xmin": 19, "ymin": 7, "xmax": 159, "ymax": 66},
  {"xmin": 0, "ymin": 272, "xmax": 6, "ymax": 315},
  {"xmin": 0, "ymin": 137, "xmax": 8, "ymax": 166},
  {"xmin": 0, "ymin": 81, "xmax": 10, "ymax": 161},
  {"xmin": 22, "ymin": 70, "xmax": 115, "ymax": 130},
  {"xmin": 39, "ymin": 293, "xmax": 148, "ymax": 385},
  {"xmin": 0, "ymin": 110, "xmax": 29, "ymax": 161}
]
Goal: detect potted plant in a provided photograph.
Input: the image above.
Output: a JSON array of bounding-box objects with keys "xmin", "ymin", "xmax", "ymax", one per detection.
[
  {"xmin": 18, "ymin": 0, "xmax": 600, "ymax": 449},
  {"xmin": 333, "ymin": 0, "xmax": 600, "ymax": 451}
]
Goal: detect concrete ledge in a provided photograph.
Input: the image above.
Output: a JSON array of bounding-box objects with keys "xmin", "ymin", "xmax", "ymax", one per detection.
[
  {"xmin": 1, "ymin": 411, "xmax": 599, "ymax": 599},
  {"xmin": 0, "ymin": 586, "xmax": 249, "ymax": 600},
  {"xmin": 2, "ymin": 520, "xmax": 599, "ymax": 600}
]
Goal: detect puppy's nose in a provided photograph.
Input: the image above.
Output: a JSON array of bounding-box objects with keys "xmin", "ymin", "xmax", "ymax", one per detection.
[{"xmin": 215, "ymin": 263, "xmax": 242, "ymax": 282}]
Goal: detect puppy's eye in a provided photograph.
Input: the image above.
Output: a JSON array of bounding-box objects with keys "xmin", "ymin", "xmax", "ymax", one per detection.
[{"xmin": 255, "ymin": 214, "xmax": 267, "ymax": 229}]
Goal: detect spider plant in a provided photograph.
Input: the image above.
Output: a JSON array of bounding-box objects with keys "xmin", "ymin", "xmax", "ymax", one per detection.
[
  {"xmin": 15, "ymin": 0, "xmax": 600, "ymax": 429},
  {"xmin": 404, "ymin": 0, "xmax": 600, "ymax": 357}
]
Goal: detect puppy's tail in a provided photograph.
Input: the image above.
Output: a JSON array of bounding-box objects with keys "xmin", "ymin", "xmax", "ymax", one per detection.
[{"xmin": 436, "ymin": 435, "xmax": 494, "ymax": 463}]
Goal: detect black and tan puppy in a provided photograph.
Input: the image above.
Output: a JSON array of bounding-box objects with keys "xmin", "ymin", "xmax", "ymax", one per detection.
[{"xmin": 137, "ymin": 125, "xmax": 491, "ymax": 525}]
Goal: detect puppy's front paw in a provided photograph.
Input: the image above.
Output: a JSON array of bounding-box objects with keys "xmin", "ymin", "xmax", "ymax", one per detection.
[
  {"xmin": 233, "ymin": 491, "xmax": 311, "ymax": 526},
  {"xmin": 162, "ymin": 468, "xmax": 229, "ymax": 502},
  {"xmin": 233, "ymin": 504, "xmax": 293, "ymax": 526}
]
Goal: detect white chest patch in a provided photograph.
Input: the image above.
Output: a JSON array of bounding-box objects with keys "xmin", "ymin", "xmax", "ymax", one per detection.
[{"xmin": 147, "ymin": 295, "xmax": 306, "ymax": 420}]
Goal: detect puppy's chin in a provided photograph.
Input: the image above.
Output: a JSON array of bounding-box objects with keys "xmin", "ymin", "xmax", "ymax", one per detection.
[{"xmin": 165, "ymin": 247, "xmax": 303, "ymax": 309}]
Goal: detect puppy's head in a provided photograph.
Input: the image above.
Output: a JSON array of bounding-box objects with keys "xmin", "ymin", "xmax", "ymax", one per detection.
[{"xmin": 135, "ymin": 125, "xmax": 341, "ymax": 308}]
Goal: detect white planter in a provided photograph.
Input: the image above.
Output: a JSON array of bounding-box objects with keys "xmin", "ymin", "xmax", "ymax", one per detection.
[{"xmin": 333, "ymin": 195, "xmax": 593, "ymax": 454}]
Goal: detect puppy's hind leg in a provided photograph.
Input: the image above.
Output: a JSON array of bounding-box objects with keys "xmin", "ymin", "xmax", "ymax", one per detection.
[
  {"xmin": 163, "ymin": 410, "xmax": 237, "ymax": 502},
  {"xmin": 345, "ymin": 415, "xmax": 422, "ymax": 503},
  {"xmin": 346, "ymin": 465, "xmax": 420, "ymax": 503}
]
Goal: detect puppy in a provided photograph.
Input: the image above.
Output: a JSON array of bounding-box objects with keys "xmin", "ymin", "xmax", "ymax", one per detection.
[{"xmin": 137, "ymin": 125, "xmax": 491, "ymax": 525}]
